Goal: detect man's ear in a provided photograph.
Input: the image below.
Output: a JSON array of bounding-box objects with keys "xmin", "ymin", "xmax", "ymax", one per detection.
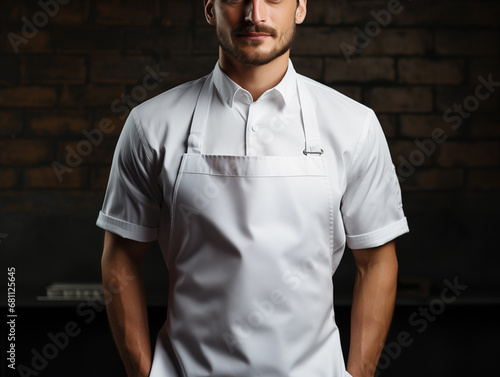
[
  {"xmin": 295, "ymin": 0, "xmax": 307, "ymax": 24},
  {"xmin": 204, "ymin": 0, "xmax": 216, "ymax": 25}
]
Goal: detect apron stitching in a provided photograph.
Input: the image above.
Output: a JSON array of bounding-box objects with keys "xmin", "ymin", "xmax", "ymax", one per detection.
[
  {"xmin": 164, "ymin": 154, "xmax": 190, "ymax": 377},
  {"xmin": 167, "ymin": 154, "xmax": 189, "ymax": 266},
  {"xmin": 322, "ymin": 158, "xmax": 335, "ymax": 274},
  {"xmin": 183, "ymin": 172, "xmax": 327, "ymax": 178}
]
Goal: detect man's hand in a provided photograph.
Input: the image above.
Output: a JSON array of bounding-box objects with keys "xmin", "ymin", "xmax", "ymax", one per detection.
[
  {"xmin": 346, "ymin": 241, "xmax": 398, "ymax": 377},
  {"xmin": 101, "ymin": 231, "xmax": 152, "ymax": 377}
]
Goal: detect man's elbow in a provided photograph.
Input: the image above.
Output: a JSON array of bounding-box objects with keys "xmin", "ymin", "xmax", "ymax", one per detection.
[{"xmin": 352, "ymin": 240, "xmax": 398, "ymax": 276}]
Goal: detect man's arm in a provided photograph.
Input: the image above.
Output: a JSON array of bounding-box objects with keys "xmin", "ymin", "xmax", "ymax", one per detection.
[
  {"xmin": 346, "ymin": 241, "xmax": 398, "ymax": 377},
  {"xmin": 101, "ymin": 231, "xmax": 152, "ymax": 377}
]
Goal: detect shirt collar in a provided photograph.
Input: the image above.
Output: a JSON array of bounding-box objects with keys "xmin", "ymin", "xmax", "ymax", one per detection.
[{"xmin": 213, "ymin": 59, "xmax": 297, "ymax": 108}]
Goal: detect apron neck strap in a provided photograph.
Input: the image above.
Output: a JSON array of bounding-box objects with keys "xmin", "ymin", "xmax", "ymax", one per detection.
[
  {"xmin": 297, "ymin": 78, "xmax": 322, "ymax": 155},
  {"xmin": 187, "ymin": 71, "xmax": 322, "ymax": 155},
  {"xmin": 187, "ymin": 74, "xmax": 214, "ymax": 154}
]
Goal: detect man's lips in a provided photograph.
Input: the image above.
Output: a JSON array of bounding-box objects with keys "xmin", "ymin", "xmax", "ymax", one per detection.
[{"xmin": 237, "ymin": 32, "xmax": 272, "ymax": 40}]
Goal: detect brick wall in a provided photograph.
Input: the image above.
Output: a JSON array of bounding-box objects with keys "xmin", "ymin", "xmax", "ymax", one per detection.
[{"xmin": 0, "ymin": 0, "xmax": 499, "ymax": 301}]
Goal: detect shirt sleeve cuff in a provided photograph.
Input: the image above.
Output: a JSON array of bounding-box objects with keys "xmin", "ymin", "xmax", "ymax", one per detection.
[
  {"xmin": 346, "ymin": 218, "xmax": 409, "ymax": 250},
  {"xmin": 96, "ymin": 211, "xmax": 158, "ymax": 243}
]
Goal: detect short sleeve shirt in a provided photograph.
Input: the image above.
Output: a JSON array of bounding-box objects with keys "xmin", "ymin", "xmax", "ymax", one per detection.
[{"xmin": 97, "ymin": 60, "xmax": 409, "ymax": 254}]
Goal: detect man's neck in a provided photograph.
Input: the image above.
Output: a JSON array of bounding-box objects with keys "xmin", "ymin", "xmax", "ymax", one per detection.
[{"xmin": 218, "ymin": 49, "xmax": 290, "ymax": 101}]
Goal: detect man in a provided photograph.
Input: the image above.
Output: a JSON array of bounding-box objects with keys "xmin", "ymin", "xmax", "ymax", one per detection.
[{"xmin": 98, "ymin": 1, "xmax": 409, "ymax": 376}]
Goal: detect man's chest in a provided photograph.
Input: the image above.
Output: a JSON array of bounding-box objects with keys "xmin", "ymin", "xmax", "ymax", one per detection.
[{"xmin": 204, "ymin": 91, "xmax": 305, "ymax": 156}]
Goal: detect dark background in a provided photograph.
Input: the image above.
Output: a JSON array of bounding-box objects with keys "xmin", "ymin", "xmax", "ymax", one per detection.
[{"xmin": 1, "ymin": 0, "xmax": 499, "ymax": 376}]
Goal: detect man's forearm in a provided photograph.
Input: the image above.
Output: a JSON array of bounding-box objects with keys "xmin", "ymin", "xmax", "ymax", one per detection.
[
  {"xmin": 347, "ymin": 242, "xmax": 398, "ymax": 377},
  {"xmin": 102, "ymin": 232, "xmax": 152, "ymax": 377}
]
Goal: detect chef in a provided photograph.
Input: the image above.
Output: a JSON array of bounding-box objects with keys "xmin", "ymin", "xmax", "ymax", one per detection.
[{"xmin": 98, "ymin": 1, "xmax": 409, "ymax": 376}]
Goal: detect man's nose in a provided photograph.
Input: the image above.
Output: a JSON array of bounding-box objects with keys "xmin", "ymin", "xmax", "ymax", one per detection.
[{"xmin": 245, "ymin": 0, "xmax": 267, "ymax": 24}]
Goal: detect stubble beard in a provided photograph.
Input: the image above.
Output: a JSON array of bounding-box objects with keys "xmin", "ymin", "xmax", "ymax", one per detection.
[{"xmin": 216, "ymin": 23, "xmax": 297, "ymax": 66}]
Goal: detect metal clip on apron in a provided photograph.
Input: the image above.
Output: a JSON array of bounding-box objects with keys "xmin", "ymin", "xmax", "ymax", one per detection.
[{"xmin": 149, "ymin": 73, "xmax": 352, "ymax": 377}]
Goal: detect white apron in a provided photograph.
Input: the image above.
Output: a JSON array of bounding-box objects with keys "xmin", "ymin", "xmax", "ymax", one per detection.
[{"xmin": 149, "ymin": 73, "xmax": 352, "ymax": 377}]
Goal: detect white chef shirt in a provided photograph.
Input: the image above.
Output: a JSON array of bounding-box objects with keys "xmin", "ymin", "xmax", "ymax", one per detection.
[
  {"xmin": 206, "ymin": 59, "xmax": 303, "ymax": 156},
  {"xmin": 97, "ymin": 60, "xmax": 409, "ymax": 253}
]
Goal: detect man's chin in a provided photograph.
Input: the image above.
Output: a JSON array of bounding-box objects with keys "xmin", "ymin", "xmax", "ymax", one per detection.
[
  {"xmin": 219, "ymin": 38, "xmax": 290, "ymax": 66},
  {"xmin": 235, "ymin": 51, "xmax": 278, "ymax": 66}
]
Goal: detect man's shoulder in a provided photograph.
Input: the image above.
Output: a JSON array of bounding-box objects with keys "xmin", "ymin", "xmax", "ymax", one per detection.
[
  {"xmin": 298, "ymin": 74, "xmax": 377, "ymax": 142},
  {"xmin": 298, "ymin": 74, "xmax": 372, "ymax": 116}
]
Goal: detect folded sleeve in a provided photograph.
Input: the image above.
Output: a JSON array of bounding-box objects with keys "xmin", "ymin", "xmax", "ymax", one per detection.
[
  {"xmin": 96, "ymin": 109, "xmax": 162, "ymax": 242},
  {"xmin": 341, "ymin": 110, "xmax": 409, "ymax": 250}
]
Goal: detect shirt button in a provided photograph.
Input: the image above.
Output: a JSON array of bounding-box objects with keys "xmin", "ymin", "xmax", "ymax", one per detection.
[{"xmin": 252, "ymin": 124, "xmax": 259, "ymax": 132}]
